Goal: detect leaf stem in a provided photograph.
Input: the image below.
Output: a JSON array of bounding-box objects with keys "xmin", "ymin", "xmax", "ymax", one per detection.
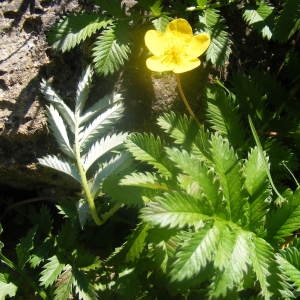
[
  {"xmin": 248, "ymin": 115, "xmax": 285, "ymax": 204},
  {"xmin": 74, "ymin": 125, "xmax": 103, "ymax": 225},
  {"xmin": 175, "ymin": 74, "xmax": 201, "ymax": 125}
]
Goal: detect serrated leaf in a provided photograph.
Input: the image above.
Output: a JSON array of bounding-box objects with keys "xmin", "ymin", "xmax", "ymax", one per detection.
[
  {"xmin": 278, "ymin": 247, "xmax": 300, "ymax": 290},
  {"xmin": 210, "ymin": 134, "xmax": 245, "ymax": 223},
  {"xmin": 83, "ymin": 133, "xmax": 127, "ymax": 171},
  {"xmin": 102, "ymin": 174, "xmax": 148, "ymax": 207},
  {"xmin": 157, "ymin": 112, "xmax": 209, "ymax": 154},
  {"xmin": 29, "ymin": 238, "xmax": 53, "ymax": 268},
  {"xmin": 124, "ymin": 223, "xmax": 150, "ymax": 263},
  {"xmin": 170, "ymin": 224, "xmax": 220, "ymax": 281},
  {"xmin": 41, "ymin": 80, "xmax": 75, "ymax": 132},
  {"xmin": 92, "ymin": 25, "xmax": 131, "ymax": 76},
  {"xmin": 244, "ymin": 147, "xmax": 271, "ymax": 230},
  {"xmin": 38, "ymin": 155, "xmax": 80, "ymax": 183},
  {"xmin": 268, "ymin": 189, "xmax": 300, "ymax": 244},
  {"xmin": 243, "ymin": 1, "xmax": 275, "ymax": 40},
  {"xmin": 49, "ymin": 13, "xmax": 112, "ymax": 52},
  {"xmin": 40, "ymin": 255, "xmax": 65, "ymax": 288},
  {"xmin": 198, "ymin": 8, "xmax": 232, "ymax": 65},
  {"xmin": 249, "ymin": 236, "xmax": 291, "ymax": 299},
  {"xmin": 142, "ymin": 192, "xmax": 211, "ymax": 229},
  {"xmin": 126, "ymin": 133, "xmax": 172, "ymax": 178},
  {"xmin": 75, "ymin": 65, "xmax": 93, "ymax": 115},
  {"xmin": 74, "ymin": 270, "xmax": 97, "ymax": 300},
  {"xmin": 166, "ymin": 147, "xmax": 221, "ymax": 215},
  {"xmin": 54, "ymin": 266, "xmax": 73, "ymax": 300},
  {"xmin": 152, "ymin": 15, "xmax": 172, "ymax": 31},
  {"xmin": 210, "ymin": 229, "xmax": 250, "ymax": 297},
  {"xmin": 47, "ymin": 105, "xmax": 74, "ymax": 158},
  {"xmin": 80, "ymin": 93, "xmax": 122, "ymax": 125},
  {"xmin": 120, "ymin": 172, "xmax": 168, "ymax": 190},
  {"xmin": 16, "ymin": 226, "xmax": 37, "ymax": 269},
  {"xmin": 0, "ymin": 273, "xmax": 17, "ymax": 300},
  {"xmin": 91, "ymin": 152, "xmax": 132, "ymax": 196},
  {"xmin": 79, "ymin": 102, "xmax": 124, "ymax": 150},
  {"xmin": 206, "ymin": 85, "xmax": 244, "ymax": 149},
  {"xmin": 244, "ymin": 147, "xmax": 268, "ymax": 196}
]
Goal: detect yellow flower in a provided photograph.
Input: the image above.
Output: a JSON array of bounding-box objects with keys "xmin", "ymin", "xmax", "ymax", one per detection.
[{"xmin": 144, "ymin": 18, "xmax": 211, "ymax": 73}]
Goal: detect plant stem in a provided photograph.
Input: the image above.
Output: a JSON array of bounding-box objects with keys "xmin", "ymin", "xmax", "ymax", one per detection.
[
  {"xmin": 248, "ymin": 115, "xmax": 285, "ymax": 204},
  {"xmin": 175, "ymin": 74, "xmax": 201, "ymax": 125},
  {"xmin": 74, "ymin": 125, "xmax": 102, "ymax": 225}
]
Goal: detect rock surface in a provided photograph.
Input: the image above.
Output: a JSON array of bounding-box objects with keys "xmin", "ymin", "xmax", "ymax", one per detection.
[{"xmin": 0, "ymin": 0, "xmax": 80, "ymax": 191}]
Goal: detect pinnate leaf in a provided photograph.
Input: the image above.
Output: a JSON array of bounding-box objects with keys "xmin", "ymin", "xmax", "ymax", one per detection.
[{"xmin": 40, "ymin": 255, "xmax": 65, "ymax": 288}]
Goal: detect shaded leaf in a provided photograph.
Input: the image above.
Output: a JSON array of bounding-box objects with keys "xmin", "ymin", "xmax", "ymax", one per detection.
[
  {"xmin": 40, "ymin": 255, "xmax": 65, "ymax": 288},
  {"xmin": 38, "ymin": 155, "xmax": 80, "ymax": 183}
]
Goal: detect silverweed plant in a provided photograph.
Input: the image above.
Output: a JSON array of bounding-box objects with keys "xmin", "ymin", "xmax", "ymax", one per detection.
[
  {"xmin": 117, "ymin": 111, "xmax": 300, "ymax": 299},
  {"xmin": 39, "ymin": 66, "xmax": 129, "ymax": 226}
]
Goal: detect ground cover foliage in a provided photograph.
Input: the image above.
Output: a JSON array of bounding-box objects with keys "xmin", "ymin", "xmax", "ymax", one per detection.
[{"xmin": 1, "ymin": 0, "xmax": 300, "ymax": 299}]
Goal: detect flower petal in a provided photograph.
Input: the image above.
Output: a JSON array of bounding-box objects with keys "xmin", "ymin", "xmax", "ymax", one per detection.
[
  {"xmin": 166, "ymin": 19, "xmax": 193, "ymax": 37},
  {"xmin": 173, "ymin": 58, "xmax": 201, "ymax": 73},
  {"xmin": 146, "ymin": 56, "xmax": 174, "ymax": 72},
  {"xmin": 145, "ymin": 30, "xmax": 167, "ymax": 56},
  {"xmin": 186, "ymin": 33, "xmax": 211, "ymax": 58}
]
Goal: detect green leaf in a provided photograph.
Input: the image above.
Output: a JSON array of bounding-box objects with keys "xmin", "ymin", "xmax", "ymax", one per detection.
[
  {"xmin": 210, "ymin": 229, "xmax": 250, "ymax": 297},
  {"xmin": 249, "ymin": 236, "xmax": 292, "ymax": 299},
  {"xmin": 79, "ymin": 102, "xmax": 124, "ymax": 150},
  {"xmin": 16, "ymin": 226, "xmax": 37, "ymax": 269},
  {"xmin": 166, "ymin": 148, "xmax": 221, "ymax": 215},
  {"xmin": 268, "ymin": 189, "xmax": 300, "ymax": 244},
  {"xmin": 80, "ymin": 93, "xmax": 122, "ymax": 125},
  {"xmin": 48, "ymin": 13, "xmax": 112, "ymax": 52},
  {"xmin": 0, "ymin": 225, "xmax": 16, "ymax": 271},
  {"xmin": 157, "ymin": 112, "xmax": 211, "ymax": 161},
  {"xmin": 91, "ymin": 152, "xmax": 132, "ymax": 196},
  {"xmin": 92, "ymin": 25, "xmax": 131, "ymax": 76},
  {"xmin": 47, "ymin": 105, "xmax": 74, "ymax": 158},
  {"xmin": 206, "ymin": 85, "xmax": 244, "ymax": 149},
  {"xmin": 150, "ymin": 0, "xmax": 162, "ymax": 16},
  {"xmin": 198, "ymin": 8, "xmax": 232, "ymax": 65},
  {"xmin": 243, "ymin": 1, "xmax": 275, "ymax": 40},
  {"xmin": 170, "ymin": 224, "xmax": 221, "ymax": 281},
  {"xmin": 74, "ymin": 270, "xmax": 97, "ymax": 300},
  {"xmin": 41, "ymin": 80, "xmax": 75, "ymax": 132},
  {"xmin": 120, "ymin": 172, "xmax": 168, "ymax": 190},
  {"xmin": 126, "ymin": 133, "xmax": 172, "ymax": 178},
  {"xmin": 124, "ymin": 223, "xmax": 150, "ymax": 263},
  {"xmin": 244, "ymin": 147, "xmax": 268, "ymax": 197},
  {"xmin": 142, "ymin": 192, "xmax": 212, "ymax": 229},
  {"xmin": 273, "ymin": 0, "xmax": 300, "ymax": 42},
  {"xmin": 75, "ymin": 65, "xmax": 93, "ymax": 115},
  {"xmin": 102, "ymin": 174, "xmax": 149, "ymax": 207},
  {"xmin": 40, "ymin": 255, "xmax": 65, "ymax": 288},
  {"xmin": 278, "ymin": 246, "xmax": 300, "ymax": 290},
  {"xmin": 244, "ymin": 147, "xmax": 271, "ymax": 230},
  {"xmin": 152, "ymin": 15, "xmax": 172, "ymax": 31},
  {"xmin": 29, "ymin": 238, "xmax": 53, "ymax": 268},
  {"xmin": 0, "ymin": 273, "xmax": 17, "ymax": 300},
  {"xmin": 210, "ymin": 134, "xmax": 245, "ymax": 223},
  {"xmin": 38, "ymin": 155, "xmax": 81, "ymax": 183},
  {"xmin": 54, "ymin": 266, "xmax": 73, "ymax": 300},
  {"xmin": 82, "ymin": 133, "xmax": 127, "ymax": 171}
]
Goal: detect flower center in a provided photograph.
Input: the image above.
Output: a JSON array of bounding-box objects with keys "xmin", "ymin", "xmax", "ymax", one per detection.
[{"xmin": 163, "ymin": 47, "xmax": 182, "ymax": 65}]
